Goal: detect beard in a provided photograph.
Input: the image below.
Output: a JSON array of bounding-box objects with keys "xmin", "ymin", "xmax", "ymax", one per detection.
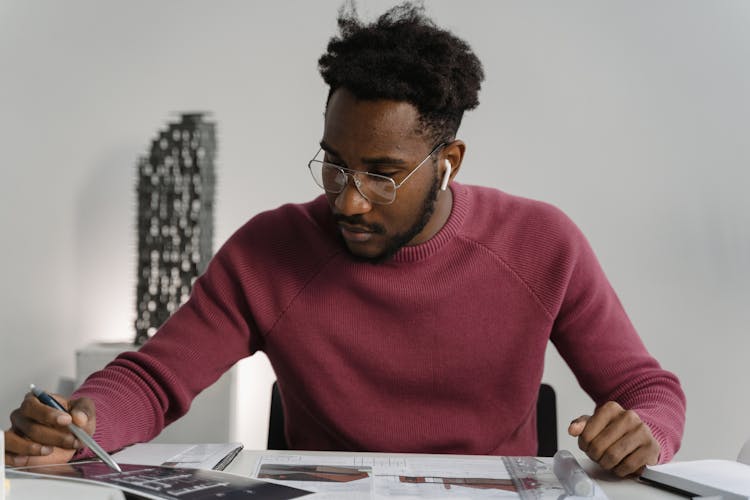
[{"xmin": 336, "ymin": 173, "xmax": 441, "ymax": 265}]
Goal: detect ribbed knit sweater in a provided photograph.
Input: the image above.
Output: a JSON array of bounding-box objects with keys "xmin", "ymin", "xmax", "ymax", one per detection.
[{"xmin": 74, "ymin": 183, "xmax": 685, "ymax": 461}]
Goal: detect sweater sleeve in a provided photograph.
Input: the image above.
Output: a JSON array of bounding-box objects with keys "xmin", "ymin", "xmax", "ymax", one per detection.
[
  {"xmin": 71, "ymin": 236, "xmax": 259, "ymax": 455},
  {"xmin": 549, "ymin": 221, "xmax": 686, "ymax": 463}
]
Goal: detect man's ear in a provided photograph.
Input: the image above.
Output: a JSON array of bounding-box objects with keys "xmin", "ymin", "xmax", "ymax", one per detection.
[{"xmin": 441, "ymin": 140, "xmax": 465, "ymax": 185}]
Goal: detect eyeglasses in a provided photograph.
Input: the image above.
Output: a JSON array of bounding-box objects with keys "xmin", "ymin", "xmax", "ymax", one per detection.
[{"xmin": 307, "ymin": 143, "xmax": 445, "ymax": 205}]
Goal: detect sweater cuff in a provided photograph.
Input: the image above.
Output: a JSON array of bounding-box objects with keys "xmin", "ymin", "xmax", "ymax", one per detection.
[{"xmin": 642, "ymin": 418, "xmax": 677, "ymax": 464}]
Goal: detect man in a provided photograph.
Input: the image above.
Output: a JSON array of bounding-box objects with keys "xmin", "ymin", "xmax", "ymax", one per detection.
[{"xmin": 4, "ymin": 3, "xmax": 685, "ymax": 477}]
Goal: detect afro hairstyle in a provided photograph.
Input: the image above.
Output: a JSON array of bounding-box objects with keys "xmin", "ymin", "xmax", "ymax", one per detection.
[{"xmin": 318, "ymin": 1, "xmax": 484, "ymax": 143}]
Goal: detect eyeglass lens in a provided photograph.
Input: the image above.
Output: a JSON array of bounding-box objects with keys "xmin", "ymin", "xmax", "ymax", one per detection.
[{"xmin": 314, "ymin": 163, "xmax": 396, "ymax": 204}]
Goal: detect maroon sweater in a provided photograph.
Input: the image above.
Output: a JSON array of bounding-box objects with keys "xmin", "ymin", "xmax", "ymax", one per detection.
[{"xmin": 74, "ymin": 183, "xmax": 685, "ymax": 461}]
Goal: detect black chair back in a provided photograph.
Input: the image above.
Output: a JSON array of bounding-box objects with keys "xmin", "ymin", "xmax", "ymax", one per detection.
[{"xmin": 267, "ymin": 381, "xmax": 558, "ymax": 456}]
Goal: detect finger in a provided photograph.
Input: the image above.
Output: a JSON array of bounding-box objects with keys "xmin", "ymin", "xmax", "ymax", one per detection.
[
  {"xmin": 567, "ymin": 415, "xmax": 590, "ymax": 437},
  {"xmin": 6, "ymin": 452, "xmax": 31, "ymax": 467},
  {"xmin": 610, "ymin": 429, "xmax": 660, "ymax": 477},
  {"xmin": 611, "ymin": 444, "xmax": 657, "ymax": 477},
  {"xmin": 20, "ymin": 446, "xmax": 78, "ymax": 467},
  {"xmin": 69, "ymin": 397, "xmax": 96, "ymax": 435},
  {"xmin": 5, "ymin": 447, "xmax": 78, "ymax": 467},
  {"xmin": 3, "ymin": 429, "xmax": 54, "ymax": 457},
  {"xmin": 576, "ymin": 401, "xmax": 624, "ymax": 454},
  {"xmin": 595, "ymin": 422, "xmax": 646, "ymax": 470},
  {"xmin": 19, "ymin": 392, "xmax": 72, "ymax": 427},
  {"xmin": 585, "ymin": 409, "xmax": 643, "ymax": 464},
  {"xmin": 11, "ymin": 409, "xmax": 80, "ymax": 449}
]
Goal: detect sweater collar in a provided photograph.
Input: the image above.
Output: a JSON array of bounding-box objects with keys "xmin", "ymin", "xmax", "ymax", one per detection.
[{"xmin": 313, "ymin": 183, "xmax": 470, "ymax": 264}]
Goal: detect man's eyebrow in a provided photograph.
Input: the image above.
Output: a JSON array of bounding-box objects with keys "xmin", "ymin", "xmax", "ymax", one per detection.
[
  {"xmin": 319, "ymin": 140, "xmax": 339, "ymax": 157},
  {"xmin": 319, "ymin": 140, "xmax": 408, "ymax": 166}
]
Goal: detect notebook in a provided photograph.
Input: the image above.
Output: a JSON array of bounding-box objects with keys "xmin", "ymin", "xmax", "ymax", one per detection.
[{"xmin": 640, "ymin": 459, "xmax": 750, "ymax": 500}]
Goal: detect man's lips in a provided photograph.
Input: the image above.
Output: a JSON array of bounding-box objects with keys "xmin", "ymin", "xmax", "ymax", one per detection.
[{"xmin": 338, "ymin": 223, "xmax": 377, "ymax": 243}]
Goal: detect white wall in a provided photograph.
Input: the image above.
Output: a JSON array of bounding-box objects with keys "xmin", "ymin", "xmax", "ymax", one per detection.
[{"xmin": 1, "ymin": 0, "xmax": 748, "ymax": 460}]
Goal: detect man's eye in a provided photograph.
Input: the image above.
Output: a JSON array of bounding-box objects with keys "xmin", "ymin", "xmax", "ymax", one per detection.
[
  {"xmin": 324, "ymin": 155, "xmax": 342, "ymax": 166},
  {"xmin": 371, "ymin": 170, "xmax": 396, "ymax": 178}
]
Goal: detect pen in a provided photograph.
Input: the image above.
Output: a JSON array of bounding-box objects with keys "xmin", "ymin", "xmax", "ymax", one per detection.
[{"xmin": 29, "ymin": 384, "xmax": 122, "ymax": 473}]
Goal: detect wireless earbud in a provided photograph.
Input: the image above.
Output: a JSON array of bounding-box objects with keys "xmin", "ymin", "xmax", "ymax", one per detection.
[{"xmin": 440, "ymin": 160, "xmax": 452, "ymax": 191}]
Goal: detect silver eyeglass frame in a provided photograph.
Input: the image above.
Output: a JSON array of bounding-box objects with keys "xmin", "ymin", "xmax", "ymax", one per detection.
[{"xmin": 307, "ymin": 142, "xmax": 446, "ymax": 205}]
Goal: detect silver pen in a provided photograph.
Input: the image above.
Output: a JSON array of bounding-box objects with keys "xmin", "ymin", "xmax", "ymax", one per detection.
[{"xmin": 29, "ymin": 384, "xmax": 122, "ymax": 473}]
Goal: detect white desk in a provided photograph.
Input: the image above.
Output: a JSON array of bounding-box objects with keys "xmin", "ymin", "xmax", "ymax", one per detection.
[
  {"xmin": 6, "ymin": 450, "xmax": 685, "ymax": 499},
  {"xmin": 6, "ymin": 477, "xmax": 126, "ymax": 499},
  {"xmin": 225, "ymin": 449, "xmax": 685, "ymax": 499}
]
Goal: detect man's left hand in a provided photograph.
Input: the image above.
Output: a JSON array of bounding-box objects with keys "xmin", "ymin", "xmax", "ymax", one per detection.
[{"xmin": 568, "ymin": 401, "xmax": 660, "ymax": 477}]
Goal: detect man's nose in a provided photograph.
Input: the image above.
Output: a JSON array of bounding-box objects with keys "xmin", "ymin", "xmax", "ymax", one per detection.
[{"xmin": 334, "ymin": 176, "xmax": 372, "ymax": 215}]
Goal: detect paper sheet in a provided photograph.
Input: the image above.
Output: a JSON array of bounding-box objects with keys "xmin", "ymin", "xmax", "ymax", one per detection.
[
  {"xmin": 251, "ymin": 453, "xmax": 611, "ymax": 499},
  {"xmin": 112, "ymin": 442, "xmax": 243, "ymax": 470},
  {"xmin": 253, "ymin": 453, "xmax": 517, "ymax": 498}
]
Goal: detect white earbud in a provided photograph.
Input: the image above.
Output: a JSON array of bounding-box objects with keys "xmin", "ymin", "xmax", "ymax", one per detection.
[{"xmin": 440, "ymin": 160, "xmax": 452, "ymax": 191}]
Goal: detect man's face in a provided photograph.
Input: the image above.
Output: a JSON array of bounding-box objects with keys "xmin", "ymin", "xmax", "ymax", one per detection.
[{"xmin": 320, "ymin": 88, "xmax": 447, "ymax": 263}]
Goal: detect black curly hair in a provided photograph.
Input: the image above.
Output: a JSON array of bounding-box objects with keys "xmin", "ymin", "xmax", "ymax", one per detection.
[{"xmin": 318, "ymin": 1, "xmax": 484, "ymax": 143}]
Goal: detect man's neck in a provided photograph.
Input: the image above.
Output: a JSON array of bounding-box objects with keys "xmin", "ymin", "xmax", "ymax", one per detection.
[{"xmin": 407, "ymin": 186, "xmax": 453, "ymax": 246}]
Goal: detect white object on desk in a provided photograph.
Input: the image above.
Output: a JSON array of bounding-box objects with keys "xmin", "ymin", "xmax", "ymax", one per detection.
[
  {"xmin": 75, "ymin": 342, "xmax": 237, "ymax": 444},
  {"xmin": 641, "ymin": 459, "xmax": 750, "ymax": 499},
  {"xmin": 242, "ymin": 450, "xmax": 609, "ymax": 499},
  {"xmin": 552, "ymin": 450, "xmax": 594, "ymax": 496},
  {"xmin": 228, "ymin": 449, "xmax": 686, "ymax": 499}
]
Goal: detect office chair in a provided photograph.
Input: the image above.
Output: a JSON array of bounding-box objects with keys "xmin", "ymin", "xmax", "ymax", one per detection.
[
  {"xmin": 267, "ymin": 381, "xmax": 287, "ymax": 451},
  {"xmin": 267, "ymin": 381, "xmax": 558, "ymax": 456},
  {"xmin": 536, "ymin": 383, "xmax": 558, "ymax": 457}
]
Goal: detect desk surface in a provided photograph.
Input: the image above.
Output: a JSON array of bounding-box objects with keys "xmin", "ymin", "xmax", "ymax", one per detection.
[
  {"xmin": 225, "ymin": 449, "xmax": 684, "ymax": 500},
  {"xmin": 7, "ymin": 476, "xmax": 126, "ymax": 499},
  {"xmin": 6, "ymin": 449, "xmax": 685, "ymax": 499}
]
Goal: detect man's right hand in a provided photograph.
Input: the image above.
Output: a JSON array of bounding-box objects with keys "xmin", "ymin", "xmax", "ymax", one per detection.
[{"xmin": 4, "ymin": 391, "xmax": 96, "ymax": 467}]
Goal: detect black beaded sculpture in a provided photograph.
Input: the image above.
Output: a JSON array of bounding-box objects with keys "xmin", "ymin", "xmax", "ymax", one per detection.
[{"xmin": 134, "ymin": 113, "xmax": 216, "ymax": 345}]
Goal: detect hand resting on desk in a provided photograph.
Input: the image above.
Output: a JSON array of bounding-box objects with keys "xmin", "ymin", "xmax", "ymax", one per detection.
[
  {"xmin": 569, "ymin": 400, "xmax": 660, "ymax": 478},
  {"xmin": 3, "ymin": 390, "xmax": 96, "ymax": 466}
]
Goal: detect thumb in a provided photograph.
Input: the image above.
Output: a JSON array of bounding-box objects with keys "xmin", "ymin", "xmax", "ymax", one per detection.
[
  {"xmin": 568, "ymin": 415, "xmax": 590, "ymax": 437},
  {"xmin": 68, "ymin": 397, "xmax": 96, "ymax": 435}
]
